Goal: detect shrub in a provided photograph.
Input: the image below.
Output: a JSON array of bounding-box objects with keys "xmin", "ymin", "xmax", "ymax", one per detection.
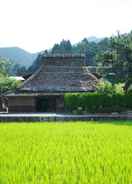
[
  {"xmin": 0, "ymin": 77, "xmax": 21, "ymax": 94},
  {"xmin": 113, "ymin": 83, "xmax": 124, "ymax": 95},
  {"xmin": 96, "ymin": 80, "xmax": 114, "ymax": 96},
  {"xmin": 64, "ymin": 92, "xmax": 132, "ymax": 114},
  {"xmin": 96, "ymin": 80, "xmax": 124, "ymax": 95}
]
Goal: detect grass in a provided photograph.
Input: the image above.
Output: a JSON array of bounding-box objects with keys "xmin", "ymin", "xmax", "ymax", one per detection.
[{"xmin": 0, "ymin": 121, "xmax": 132, "ymax": 184}]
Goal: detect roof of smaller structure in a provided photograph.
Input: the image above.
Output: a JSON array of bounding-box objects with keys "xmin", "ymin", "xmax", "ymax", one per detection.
[
  {"xmin": 19, "ymin": 54, "xmax": 98, "ymax": 93},
  {"xmin": 9, "ymin": 76, "xmax": 25, "ymax": 81}
]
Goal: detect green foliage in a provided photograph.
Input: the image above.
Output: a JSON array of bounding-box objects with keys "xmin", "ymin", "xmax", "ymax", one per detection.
[
  {"xmin": 0, "ymin": 57, "xmax": 27, "ymax": 77},
  {"xmin": 97, "ymin": 32, "xmax": 132, "ymax": 86},
  {"xmin": 96, "ymin": 80, "xmax": 124, "ymax": 95},
  {"xmin": 52, "ymin": 40, "xmax": 72, "ymax": 54},
  {"xmin": 64, "ymin": 92, "xmax": 132, "ymax": 113},
  {"xmin": 96, "ymin": 80, "xmax": 113, "ymax": 95},
  {"xmin": 0, "ymin": 57, "xmax": 13, "ymax": 76},
  {"xmin": 0, "ymin": 77, "xmax": 21, "ymax": 94},
  {"xmin": 114, "ymin": 83, "xmax": 124, "ymax": 95},
  {"xmin": 1, "ymin": 122, "xmax": 132, "ymax": 183},
  {"xmin": 30, "ymin": 38, "xmax": 98, "ymax": 73},
  {"xmin": 30, "ymin": 30, "xmax": 132, "ymax": 87}
]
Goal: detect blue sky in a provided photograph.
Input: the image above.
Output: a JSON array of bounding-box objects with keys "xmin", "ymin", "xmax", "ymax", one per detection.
[{"xmin": 0, "ymin": 0, "xmax": 131, "ymax": 52}]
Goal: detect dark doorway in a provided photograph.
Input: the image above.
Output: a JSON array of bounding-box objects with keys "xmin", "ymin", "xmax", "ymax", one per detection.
[{"xmin": 36, "ymin": 96, "xmax": 56, "ymax": 112}]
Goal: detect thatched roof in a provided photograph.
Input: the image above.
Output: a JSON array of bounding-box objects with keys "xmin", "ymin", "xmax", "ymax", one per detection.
[{"xmin": 19, "ymin": 55, "xmax": 98, "ymax": 93}]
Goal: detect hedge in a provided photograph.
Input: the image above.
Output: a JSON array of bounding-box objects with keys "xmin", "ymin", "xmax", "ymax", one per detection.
[{"xmin": 64, "ymin": 93, "xmax": 132, "ymax": 114}]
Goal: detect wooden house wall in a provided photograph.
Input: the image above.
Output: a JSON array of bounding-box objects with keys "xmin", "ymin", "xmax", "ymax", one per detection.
[
  {"xmin": 8, "ymin": 96, "xmax": 36, "ymax": 112},
  {"xmin": 0, "ymin": 97, "xmax": 3, "ymax": 111},
  {"xmin": 7, "ymin": 95, "xmax": 64, "ymax": 113}
]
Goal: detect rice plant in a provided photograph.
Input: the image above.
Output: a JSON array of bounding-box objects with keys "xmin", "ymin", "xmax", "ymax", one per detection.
[{"xmin": 0, "ymin": 121, "xmax": 132, "ymax": 184}]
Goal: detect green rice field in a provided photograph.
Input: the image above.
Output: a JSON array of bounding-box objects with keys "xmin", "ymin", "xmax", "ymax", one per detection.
[{"xmin": 0, "ymin": 121, "xmax": 132, "ymax": 184}]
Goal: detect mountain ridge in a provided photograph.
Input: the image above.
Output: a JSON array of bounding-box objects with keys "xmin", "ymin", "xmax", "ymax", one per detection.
[
  {"xmin": 0, "ymin": 37, "xmax": 103, "ymax": 67},
  {"xmin": 0, "ymin": 47, "xmax": 38, "ymax": 67}
]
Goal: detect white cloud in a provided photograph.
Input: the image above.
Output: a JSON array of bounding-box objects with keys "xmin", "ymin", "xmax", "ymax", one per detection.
[{"xmin": 0, "ymin": 0, "xmax": 131, "ymax": 52}]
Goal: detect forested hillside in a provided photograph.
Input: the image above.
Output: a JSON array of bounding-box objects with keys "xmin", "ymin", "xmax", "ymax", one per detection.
[
  {"xmin": 0, "ymin": 47, "xmax": 37, "ymax": 67},
  {"xmin": 29, "ymin": 31, "xmax": 132, "ymax": 92},
  {"xmin": 0, "ymin": 31, "xmax": 132, "ymax": 92}
]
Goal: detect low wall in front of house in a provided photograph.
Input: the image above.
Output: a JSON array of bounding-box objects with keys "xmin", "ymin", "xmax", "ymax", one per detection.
[{"xmin": 0, "ymin": 113, "xmax": 132, "ymax": 122}]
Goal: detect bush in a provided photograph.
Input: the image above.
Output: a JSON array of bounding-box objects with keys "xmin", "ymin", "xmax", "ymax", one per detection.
[
  {"xmin": 0, "ymin": 77, "xmax": 21, "ymax": 94},
  {"xmin": 96, "ymin": 80, "xmax": 113, "ymax": 96},
  {"xmin": 114, "ymin": 83, "xmax": 124, "ymax": 95},
  {"xmin": 96, "ymin": 80, "xmax": 124, "ymax": 96},
  {"xmin": 64, "ymin": 92, "xmax": 132, "ymax": 114}
]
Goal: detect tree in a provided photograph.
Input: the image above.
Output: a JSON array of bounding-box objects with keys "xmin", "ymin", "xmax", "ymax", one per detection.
[
  {"xmin": 52, "ymin": 44, "xmax": 60, "ymax": 54},
  {"xmin": 0, "ymin": 77, "xmax": 21, "ymax": 95},
  {"xmin": 52, "ymin": 40, "xmax": 72, "ymax": 54},
  {"xmin": 0, "ymin": 57, "xmax": 13, "ymax": 76}
]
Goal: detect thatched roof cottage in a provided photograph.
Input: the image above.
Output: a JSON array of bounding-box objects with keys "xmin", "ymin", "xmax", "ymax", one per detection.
[{"xmin": 6, "ymin": 54, "xmax": 98, "ymax": 112}]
